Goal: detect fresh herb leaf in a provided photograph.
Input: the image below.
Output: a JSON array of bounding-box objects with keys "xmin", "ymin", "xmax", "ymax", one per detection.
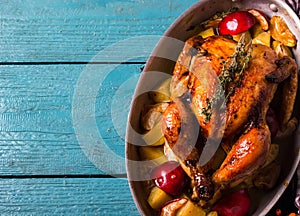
[{"xmin": 201, "ymin": 34, "xmax": 252, "ymax": 122}]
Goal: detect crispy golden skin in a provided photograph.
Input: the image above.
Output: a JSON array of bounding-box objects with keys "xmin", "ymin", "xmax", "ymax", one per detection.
[
  {"xmin": 163, "ymin": 35, "xmax": 298, "ymax": 198},
  {"xmin": 162, "ymin": 98, "xmax": 214, "ymax": 202},
  {"xmin": 214, "ymin": 47, "xmax": 298, "ymax": 184},
  {"xmin": 212, "ymin": 44, "xmax": 278, "ymax": 184},
  {"xmin": 224, "ymin": 44, "xmax": 278, "ymax": 138},
  {"xmin": 171, "ymin": 36, "xmax": 237, "ymax": 139},
  {"xmin": 213, "ymin": 125, "xmax": 271, "ymax": 183}
]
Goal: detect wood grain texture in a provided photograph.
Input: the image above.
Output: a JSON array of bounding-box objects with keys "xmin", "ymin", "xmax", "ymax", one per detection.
[
  {"xmin": 0, "ymin": 64, "xmax": 141, "ymax": 175},
  {"xmin": 0, "ymin": 0, "xmax": 198, "ymax": 62},
  {"xmin": 0, "ymin": 0, "xmax": 201, "ymax": 215},
  {"xmin": 0, "ymin": 178, "xmax": 139, "ymax": 215},
  {"xmin": 0, "ymin": 0, "xmax": 199, "ymax": 175}
]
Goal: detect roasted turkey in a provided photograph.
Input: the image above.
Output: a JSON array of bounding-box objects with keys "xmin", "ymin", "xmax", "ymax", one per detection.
[{"xmin": 162, "ymin": 34, "xmax": 298, "ymax": 204}]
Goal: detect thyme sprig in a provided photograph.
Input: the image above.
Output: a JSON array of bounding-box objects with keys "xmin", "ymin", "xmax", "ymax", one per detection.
[
  {"xmin": 220, "ymin": 34, "xmax": 252, "ymax": 99},
  {"xmin": 201, "ymin": 34, "xmax": 252, "ymax": 122}
]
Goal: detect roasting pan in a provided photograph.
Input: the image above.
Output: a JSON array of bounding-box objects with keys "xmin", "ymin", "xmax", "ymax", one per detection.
[{"xmin": 126, "ymin": 0, "xmax": 300, "ymax": 215}]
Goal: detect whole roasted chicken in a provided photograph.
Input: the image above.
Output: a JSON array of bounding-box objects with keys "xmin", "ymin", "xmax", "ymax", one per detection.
[{"xmin": 161, "ymin": 34, "xmax": 298, "ymax": 204}]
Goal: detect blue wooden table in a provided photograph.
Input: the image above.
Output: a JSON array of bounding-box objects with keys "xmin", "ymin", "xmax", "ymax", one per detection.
[
  {"xmin": 1, "ymin": 0, "xmax": 299, "ymax": 215},
  {"xmin": 0, "ymin": 0, "xmax": 200, "ymax": 215}
]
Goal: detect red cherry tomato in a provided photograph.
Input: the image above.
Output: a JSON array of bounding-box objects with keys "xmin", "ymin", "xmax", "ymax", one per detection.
[
  {"xmin": 212, "ymin": 189, "xmax": 251, "ymax": 216},
  {"xmin": 218, "ymin": 11, "xmax": 257, "ymax": 35},
  {"xmin": 151, "ymin": 161, "xmax": 188, "ymax": 196},
  {"xmin": 266, "ymin": 108, "xmax": 279, "ymax": 138}
]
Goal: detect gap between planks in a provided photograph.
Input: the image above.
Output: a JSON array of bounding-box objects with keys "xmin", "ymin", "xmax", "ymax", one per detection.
[
  {"xmin": 0, "ymin": 61, "xmax": 146, "ymax": 65},
  {"xmin": 0, "ymin": 174, "xmax": 127, "ymax": 179}
]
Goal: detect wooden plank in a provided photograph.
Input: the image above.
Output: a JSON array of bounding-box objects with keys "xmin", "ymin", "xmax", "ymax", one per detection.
[
  {"xmin": 0, "ymin": 0, "xmax": 197, "ymax": 62},
  {"xmin": 0, "ymin": 63, "xmax": 142, "ymax": 175},
  {"xmin": 0, "ymin": 177, "xmax": 139, "ymax": 215},
  {"xmin": 0, "ymin": 177, "xmax": 295, "ymax": 215}
]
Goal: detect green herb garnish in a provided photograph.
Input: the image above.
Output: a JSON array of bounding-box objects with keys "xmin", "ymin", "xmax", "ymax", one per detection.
[{"xmin": 201, "ymin": 34, "xmax": 252, "ymax": 122}]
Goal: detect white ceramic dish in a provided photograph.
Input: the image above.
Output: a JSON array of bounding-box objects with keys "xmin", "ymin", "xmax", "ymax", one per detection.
[{"xmin": 126, "ymin": 0, "xmax": 300, "ymax": 215}]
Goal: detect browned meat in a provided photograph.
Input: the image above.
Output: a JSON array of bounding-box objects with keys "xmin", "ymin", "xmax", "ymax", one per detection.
[
  {"xmin": 162, "ymin": 97, "xmax": 215, "ymax": 202},
  {"xmin": 213, "ymin": 124, "xmax": 271, "ymax": 183},
  {"xmin": 223, "ymin": 44, "xmax": 278, "ymax": 138},
  {"xmin": 162, "ymin": 34, "xmax": 298, "ymax": 201}
]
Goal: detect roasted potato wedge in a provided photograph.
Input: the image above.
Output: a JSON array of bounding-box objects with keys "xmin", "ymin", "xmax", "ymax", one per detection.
[
  {"xmin": 252, "ymin": 31, "xmax": 271, "ymax": 47},
  {"xmin": 272, "ymin": 40, "xmax": 293, "ymax": 57},
  {"xmin": 148, "ymin": 186, "xmax": 173, "ymax": 210}
]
